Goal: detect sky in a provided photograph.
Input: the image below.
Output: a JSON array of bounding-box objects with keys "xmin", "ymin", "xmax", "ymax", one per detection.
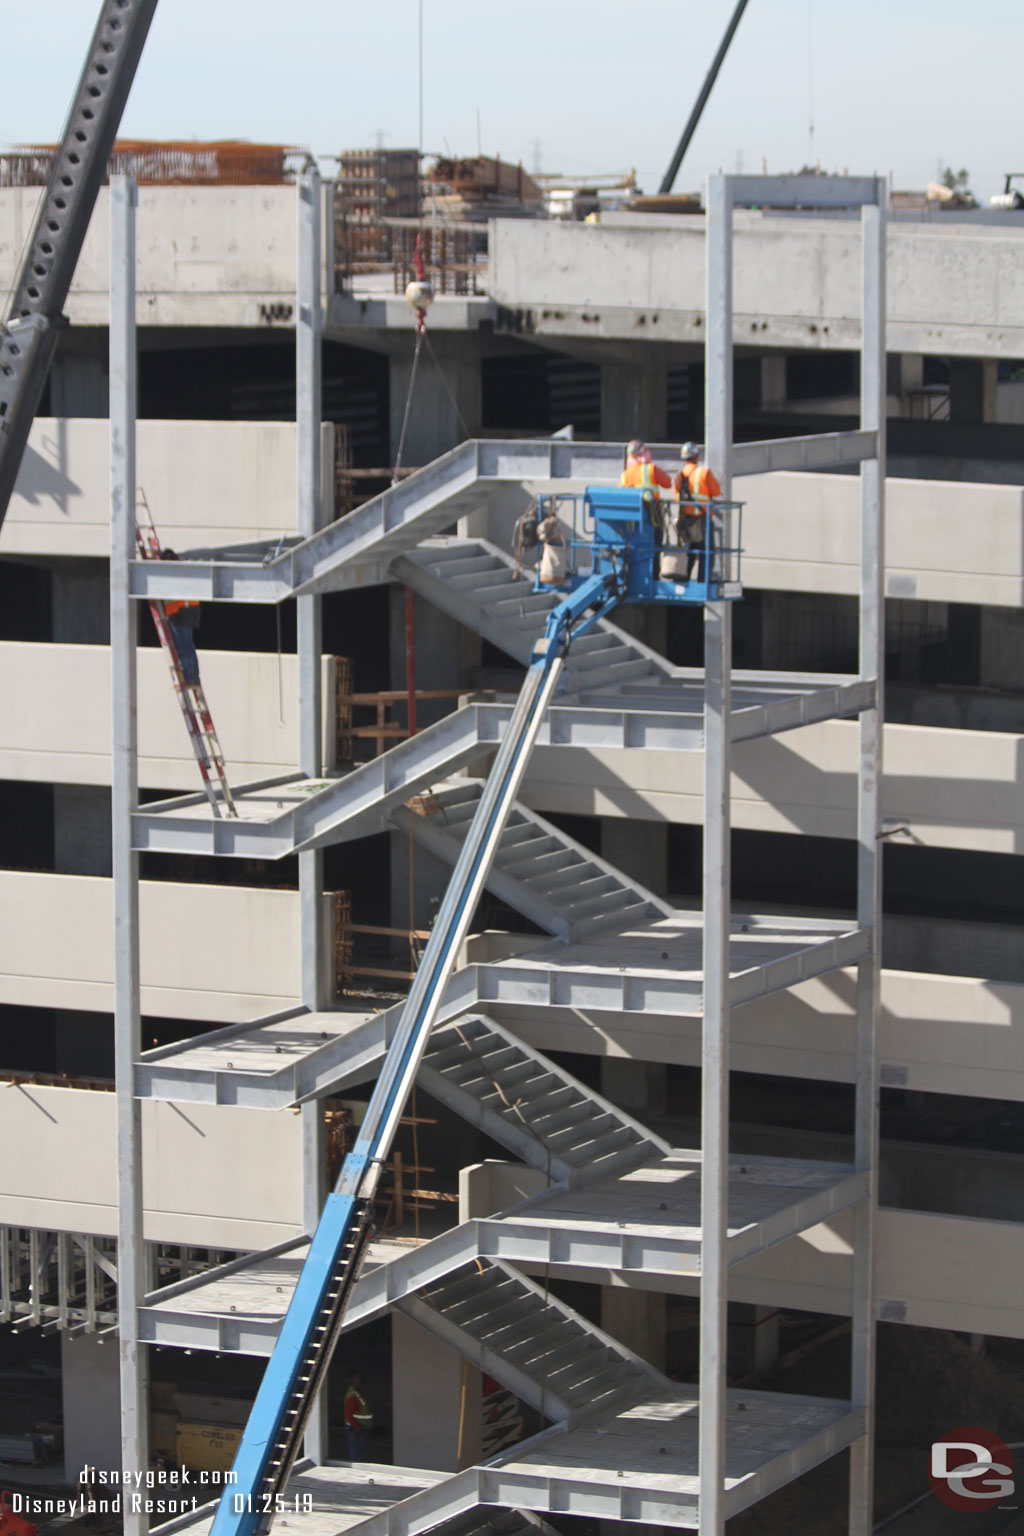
[{"xmin": 0, "ymin": 0, "xmax": 1021, "ymax": 206}]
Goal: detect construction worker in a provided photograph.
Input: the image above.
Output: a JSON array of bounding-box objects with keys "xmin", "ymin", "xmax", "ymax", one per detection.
[
  {"xmin": 620, "ymin": 439, "xmax": 674, "ymax": 497},
  {"xmin": 674, "ymin": 443, "xmax": 722, "ymax": 582},
  {"xmin": 536, "ymin": 505, "xmax": 570, "ymax": 586},
  {"xmin": 343, "ymin": 1373, "xmax": 373, "ymax": 1461},
  {"xmin": 161, "ymin": 549, "xmax": 201, "ymax": 687}
]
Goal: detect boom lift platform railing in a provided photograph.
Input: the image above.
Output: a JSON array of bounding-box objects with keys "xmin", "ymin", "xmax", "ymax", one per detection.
[
  {"xmin": 211, "ymin": 484, "xmax": 743, "ymax": 1536},
  {"xmin": 135, "ymin": 493, "xmax": 236, "ymax": 818},
  {"xmin": 528, "ymin": 485, "xmax": 743, "ymax": 604}
]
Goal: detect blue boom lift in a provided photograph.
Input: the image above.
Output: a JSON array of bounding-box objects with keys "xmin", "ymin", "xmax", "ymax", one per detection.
[{"xmin": 211, "ymin": 481, "xmax": 742, "ymax": 1536}]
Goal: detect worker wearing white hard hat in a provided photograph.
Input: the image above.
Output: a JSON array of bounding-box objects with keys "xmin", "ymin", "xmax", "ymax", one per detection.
[{"xmin": 674, "ymin": 443, "xmax": 722, "ymax": 583}]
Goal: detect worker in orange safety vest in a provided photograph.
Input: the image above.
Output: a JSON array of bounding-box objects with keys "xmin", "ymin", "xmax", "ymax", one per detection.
[
  {"xmin": 620, "ymin": 439, "xmax": 674, "ymax": 497},
  {"xmin": 674, "ymin": 442, "xmax": 721, "ymax": 582},
  {"xmin": 161, "ymin": 549, "xmax": 202, "ymax": 687}
]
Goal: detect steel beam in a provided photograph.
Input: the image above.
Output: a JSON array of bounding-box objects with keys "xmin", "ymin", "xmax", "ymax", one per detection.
[
  {"xmin": 110, "ymin": 173, "xmax": 149, "ymax": 1536},
  {"xmin": 729, "ymin": 174, "xmax": 885, "ymax": 208},
  {"xmin": 699, "ymin": 171, "xmax": 733, "ymax": 1536},
  {"xmin": 849, "ymin": 179, "xmax": 887, "ymax": 1536},
  {"xmin": 127, "ymin": 672, "xmax": 877, "ymax": 860},
  {"xmin": 138, "ymin": 1156, "xmax": 865, "ymax": 1359},
  {"xmin": 296, "ymin": 170, "xmax": 330, "ymax": 1122},
  {"xmin": 732, "ymin": 429, "xmax": 877, "ymax": 477},
  {"xmin": 134, "ymin": 922, "xmax": 872, "ymax": 1108}
]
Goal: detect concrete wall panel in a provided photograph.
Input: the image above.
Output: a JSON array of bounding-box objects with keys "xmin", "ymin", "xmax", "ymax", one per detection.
[
  {"xmin": 524, "ymin": 716, "xmax": 1024, "ymax": 854},
  {"xmin": 478, "ymin": 471, "xmax": 1024, "ymax": 608},
  {"xmin": 0, "ymin": 872, "xmax": 319, "ymax": 1021},
  {"xmin": 4, "ymin": 418, "xmax": 333, "ymax": 559},
  {"xmin": 729, "ymin": 1208, "xmax": 1024, "ymax": 1338},
  {"xmin": 0, "ymin": 643, "xmax": 336, "ymax": 788},
  {"xmin": 490, "ymin": 214, "xmax": 1024, "ymax": 356},
  {"xmin": 0, "ymin": 1086, "xmax": 302, "ymax": 1247},
  {"xmin": 0, "ymin": 185, "xmax": 322, "ymax": 329}
]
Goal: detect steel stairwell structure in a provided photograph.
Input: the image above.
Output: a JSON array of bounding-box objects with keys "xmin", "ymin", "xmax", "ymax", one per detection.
[
  {"xmin": 207, "ymin": 466, "xmax": 722, "ymax": 1534},
  {"xmin": 105, "ymin": 174, "xmax": 885, "ymax": 1536},
  {"xmin": 398, "ymin": 780, "xmax": 672, "ymax": 942}
]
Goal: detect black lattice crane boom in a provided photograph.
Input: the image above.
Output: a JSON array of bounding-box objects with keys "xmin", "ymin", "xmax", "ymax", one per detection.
[{"xmin": 0, "ymin": 0, "xmax": 158, "ymax": 533}]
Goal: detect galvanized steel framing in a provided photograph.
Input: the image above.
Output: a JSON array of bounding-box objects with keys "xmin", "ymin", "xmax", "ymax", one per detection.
[{"xmin": 102, "ymin": 174, "xmax": 885, "ymax": 1534}]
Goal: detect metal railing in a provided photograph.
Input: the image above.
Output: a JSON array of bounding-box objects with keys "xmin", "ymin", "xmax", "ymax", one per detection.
[{"xmin": 538, "ymin": 491, "xmax": 744, "ymax": 593}]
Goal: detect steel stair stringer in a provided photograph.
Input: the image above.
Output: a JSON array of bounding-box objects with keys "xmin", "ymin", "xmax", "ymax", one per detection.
[
  {"xmin": 136, "ymin": 440, "xmax": 653, "ymax": 603},
  {"xmin": 322, "ymin": 1415, "xmax": 613, "ymax": 1536},
  {"xmin": 399, "ymin": 778, "xmax": 673, "ymax": 943},
  {"xmin": 420, "ymin": 1013, "xmax": 671, "ymax": 1188},
  {"xmin": 390, "ymin": 1256, "xmax": 667, "ymax": 1429},
  {"xmin": 392, "ymin": 537, "xmax": 672, "ymax": 695}
]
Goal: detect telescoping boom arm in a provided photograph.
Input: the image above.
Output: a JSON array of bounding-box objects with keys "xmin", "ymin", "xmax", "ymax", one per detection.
[
  {"xmin": 0, "ymin": 0, "xmax": 158, "ymax": 534},
  {"xmin": 209, "ymin": 567, "xmax": 622, "ymax": 1536},
  {"xmin": 212, "ymin": 482, "xmax": 743, "ymax": 1536}
]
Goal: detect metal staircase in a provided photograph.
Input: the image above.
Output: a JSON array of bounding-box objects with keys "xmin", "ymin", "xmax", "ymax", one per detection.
[
  {"xmin": 402, "ymin": 779, "xmax": 671, "ymax": 942},
  {"xmin": 421, "ymin": 1013, "xmax": 669, "ymax": 1185},
  {"xmin": 129, "ymin": 440, "xmax": 655, "ymax": 603},
  {"xmin": 394, "ymin": 538, "xmax": 669, "ymax": 694},
  {"xmin": 399, "ymin": 1258, "xmax": 663, "ymax": 1425},
  {"xmin": 433, "ymin": 1512, "xmax": 556, "ymax": 1536}
]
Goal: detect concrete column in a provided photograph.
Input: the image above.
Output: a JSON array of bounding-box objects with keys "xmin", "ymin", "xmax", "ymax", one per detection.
[
  {"xmin": 601, "ymin": 817, "xmax": 668, "ymax": 895},
  {"xmin": 55, "ymin": 1012, "xmax": 114, "ymax": 1077},
  {"xmin": 727, "ymin": 1303, "xmax": 779, "ymax": 1375},
  {"xmin": 52, "ymin": 560, "xmax": 111, "ymax": 644},
  {"xmin": 391, "ymin": 828, "xmax": 450, "ymax": 938},
  {"xmin": 600, "ymin": 1058, "xmax": 667, "ymax": 1120},
  {"xmin": 54, "ymin": 786, "xmax": 112, "ymax": 875},
  {"xmin": 979, "ymin": 608, "xmax": 1024, "ymax": 691},
  {"xmin": 600, "ymin": 353, "xmax": 667, "ymax": 442},
  {"xmin": 388, "ymin": 586, "xmax": 480, "ymax": 722},
  {"xmin": 50, "ymin": 332, "xmax": 109, "ymax": 417},
  {"xmin": 63, "ymin": 1333, "xmax": 120, "ymax": 1481},
  {"xmin": 391, "ymin": 1312, "xmax": 481, "ymax": 1470},
  {"xmin": 607, "ymin": 599, "xmax": 667, "ymax": 658},
  {"xmin": 898, "ymin": 353, "xmax": 923, "ymax": 393},
  {"xmin": 388, "ymin": 586, "xmax": 481, "ymax": 934},
  {"xmin": 759, "ymin": 355, "xmax": 787, "ymax": 411},
  {"xmin": 949, "ymin": 358, "xmax": 999, "ymax": 424},
  {"xmin": 600, "ymin": 1286, "xmax": 667, "ymax": 1372},
  {"xmin": 389, "ymin": 333, "xmax": 481, "ymax": 467}
]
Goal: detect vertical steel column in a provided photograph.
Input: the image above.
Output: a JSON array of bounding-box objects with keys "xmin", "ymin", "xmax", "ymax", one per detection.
[
  {"xmin": 297, "ymin": 169, "xmax": 329, "ymax": 1465},
  {"xmin": 699, "ymin": 172, "xmax": 734, "ymax": 1536},
  {"xmin": 110, "ymin": 173, "xmax": 149, "ymax": 1533},
  {"xmin": 849, "ymin": 179, "xmax": 886, "ymax": 1536},
  {"xmin": 297, "ymin": 169, "xmax": 326, "ymax": 1011}
]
